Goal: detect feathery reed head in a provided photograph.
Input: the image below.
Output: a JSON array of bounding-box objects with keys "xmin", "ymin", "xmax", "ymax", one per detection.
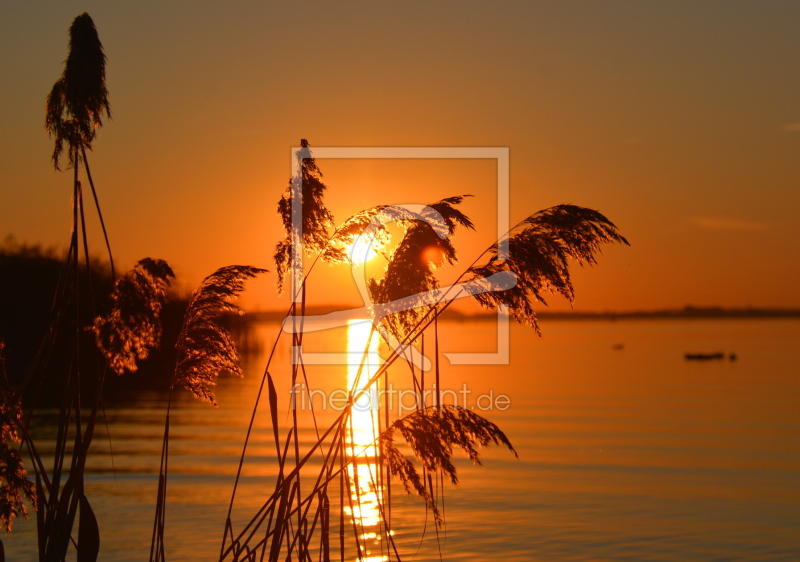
[
  {"xmin": 0, "ymin": 342, "xmax": 37, "ymax": 534},
  {"xmin": 173, "ymin": 265, "xmax": 266, "ymax": 405},
  {"xmin": 45, "ymin": 12, "xmax": 111, "ymax": 169},
  {"xmin": 92, "ymin": 258, "xmax": 175, "ymax": 375},
  {"xmin": 369, "ymin": 196, "xmax": 474, "ymax": 337},
  {"xmin": 320, "ymin": 204, "xmax": 392, "ymax": 264},
  {"xmin": 467, "ymin": 204, "xmax": 629, "ymax": 334},
  {"xmin": 274, "ymin": 140, "xmax": 334, "ymax": 293},
  {"xmin": 380, "ymin": 405, "xmax": 516, "ymax": 523},
  {"xmin": 380, "ymin": 431, "xmax": 440, "ymax": 521}
]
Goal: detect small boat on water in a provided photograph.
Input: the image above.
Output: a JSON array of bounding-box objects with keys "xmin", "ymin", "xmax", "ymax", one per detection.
[{"xmin": 684, "ymin": 352, "xmax": 725, "ymax": 361}]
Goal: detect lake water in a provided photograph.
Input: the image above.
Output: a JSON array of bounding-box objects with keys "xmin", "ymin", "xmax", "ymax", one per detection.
[{"xmin": 5, "ymin": 318, "xmax": 800, "ymax": 561}]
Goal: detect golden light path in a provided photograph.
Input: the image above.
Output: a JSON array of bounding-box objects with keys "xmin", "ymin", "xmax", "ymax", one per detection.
[{"xmin": 346, "ymin": 319, "xmax": 389, "ymax": 562}]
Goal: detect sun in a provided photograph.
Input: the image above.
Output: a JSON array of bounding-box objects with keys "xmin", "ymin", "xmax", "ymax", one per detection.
[{"xmin": 348, "ymin": 235, "xmax": 378, "ymax": 264}]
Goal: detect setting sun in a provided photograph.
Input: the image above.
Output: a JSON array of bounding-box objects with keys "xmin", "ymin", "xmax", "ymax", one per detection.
[{"xmin": 348, "ymin": 234, "xmax": 379, "ymax": 264}]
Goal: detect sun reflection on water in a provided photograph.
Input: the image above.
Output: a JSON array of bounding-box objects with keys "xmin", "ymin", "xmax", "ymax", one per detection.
[{"xmin": 345, "ymin": 320, "xmax": 388, "ymax": 562}]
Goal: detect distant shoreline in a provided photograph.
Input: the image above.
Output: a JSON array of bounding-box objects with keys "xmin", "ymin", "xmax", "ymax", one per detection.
[{"xmin": 246, "ymin": 306, "xmax": 800, "ymax": 323}]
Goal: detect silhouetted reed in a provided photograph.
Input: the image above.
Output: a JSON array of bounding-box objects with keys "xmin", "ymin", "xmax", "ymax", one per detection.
[
  {"xmin": 382, "ymin": 405, "xmax": 517, "ymax": 487},
  {"xmin": 13, "ymin": 13, "xmax": 118, "ymax": 561},
  {"xmin": 1, "ymin": 14, "xmax": 173, "ymax": 561},
  {"xmin": 150, "ymin": 265, "xmax": 266, "ymax": 562},
  {"xmin": 466, "ymin": 204, "xmax": 629, "ymax": 334},
  {"xmin": 368, "ymin": 196, "xmax": 475, "ymax": 339},
  {"xmin": 173, "ymin": 265, "xmax": 267, "ymax": 405},
  {"xmin": 274, "ymin": 139, "xmax": 335, "ymax": 294},
  {"xmin": 45, "ymin": 12, "xmax": 110, "ymax": 170},
  {"xmin": 380, "ymin": 405, "xmax": 516, "ymax": 522}
]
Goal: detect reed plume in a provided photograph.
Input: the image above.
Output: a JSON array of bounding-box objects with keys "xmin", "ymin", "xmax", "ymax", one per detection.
[
  {"xmin": 16, "ymin": 13, "xmax": 118, "ymax": 560},
  {"xmin": 369, "ymin": 195, "xmax": 474, "ymax": 337},
  {"xmin": 45, "ymin": 12, "xmax": 110, "ymax": 169},
  {"xmin": 150, "ymin": 265, "xmax": 265, "ymax": 562},
  {"xmin": 92, "ymin": 258, "xmax": 174, "ymax": 375},
  {"xmin": 466, "ymin": 204, "xmax": 629, "ymax": 334},
  {"xmin": 321, "ymin": 203, "xmax": 444, "ymax": 264},
  {"xmin": 380, "ymin": 405, "xmax": 516, "ymax": 523},
  {"xmin": 172, "ymin": 265, "xmax": 266, "ymax": 405},
  {"xmin": 320, "ymin": 204, "xmax": 393, "ymax": 264},
  {"xmin": 274, "ymin": 140, "xmax": 334, "ymax": 293}
]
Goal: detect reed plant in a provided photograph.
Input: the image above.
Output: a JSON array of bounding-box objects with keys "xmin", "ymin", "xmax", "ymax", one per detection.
[{"xmin": 2, "ymin": 13, "xmax": 174, "ymax": 561}]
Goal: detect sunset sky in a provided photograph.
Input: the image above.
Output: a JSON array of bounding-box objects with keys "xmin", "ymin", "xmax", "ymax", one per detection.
[{"xmin": 2, "ymin": 1, "xmax": 798, "ymax": 312}]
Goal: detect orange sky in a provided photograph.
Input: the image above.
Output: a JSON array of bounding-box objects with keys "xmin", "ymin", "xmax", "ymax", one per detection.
[{"xmin": 2, "ymin": 2, "xmax": 799, "ymax": 312}]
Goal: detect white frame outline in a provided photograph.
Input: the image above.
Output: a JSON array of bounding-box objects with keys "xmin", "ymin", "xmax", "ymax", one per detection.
[{"xmin": 286, "ymin": 146, "xmax": 510, "ymax": 366}]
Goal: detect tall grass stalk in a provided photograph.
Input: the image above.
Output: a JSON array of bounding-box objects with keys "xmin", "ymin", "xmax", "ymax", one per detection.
[
  {"xmin": 22, "ymin": 12, "xmax": 116, "ymax": 560},
  {"xmin": 149, "ymin": 266, "xmax": 265, "ymax": 562},
  {"xmin": 1, "ymin": 13, "xmax": 172, "ymax": 561}
]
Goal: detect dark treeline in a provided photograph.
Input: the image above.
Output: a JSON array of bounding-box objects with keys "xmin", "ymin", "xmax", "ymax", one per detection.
[
  {"xmin": 247, "ymin": 304, "xmax": 800, "ymax": 324},
  {"xmin": 434, "ymin": 306, "xmax": 800, "ymax": 321}
]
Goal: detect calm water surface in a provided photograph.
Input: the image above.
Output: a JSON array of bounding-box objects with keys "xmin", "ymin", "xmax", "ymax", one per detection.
[{"xmin": 5, "ymin": 318, "xmax": 799, "ymax": 561}]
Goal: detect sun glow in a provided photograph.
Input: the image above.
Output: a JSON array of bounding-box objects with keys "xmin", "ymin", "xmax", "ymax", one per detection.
[{"xmin": 348, "ymin": 235, "xmax": 378, "ymax": 264}]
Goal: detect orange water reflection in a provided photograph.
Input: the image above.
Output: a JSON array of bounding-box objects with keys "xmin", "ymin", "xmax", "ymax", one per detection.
[{"xmin": 345, "ymin": 320, "xmax": 389, "ymax": 562}]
